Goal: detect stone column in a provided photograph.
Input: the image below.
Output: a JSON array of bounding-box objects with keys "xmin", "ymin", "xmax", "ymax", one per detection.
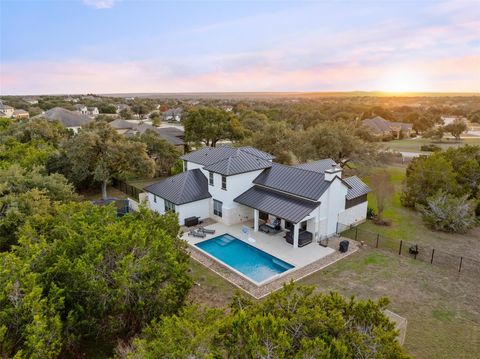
[
  {"xmin": 253, "ymin": 209, "xmax": 259, "ymax": 232},
  {"xmin": 293, "ymin": 223, "xmax": 300, "ymax": 249}
]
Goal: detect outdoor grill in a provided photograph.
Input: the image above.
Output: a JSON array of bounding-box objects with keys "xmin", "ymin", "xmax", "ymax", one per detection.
[{"xmin": 339, "ymin": 240, "xmax": 349, "ymax": 253}]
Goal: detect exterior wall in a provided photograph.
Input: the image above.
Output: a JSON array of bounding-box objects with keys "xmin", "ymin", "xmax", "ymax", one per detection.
[
  {"xmin": 146, "ymin": 192, "xmax": 210, "ymax": 225},
  {"xmin": 184, "ymin": 161, "xmax": 203, "ymax": 171},
  {"xmin": 318, "ymin": 178, "xmax": 349, "ymax": 237},
  {"xmin": 338, "ymin": 201, "xmax": 368, "ymax": 227}
]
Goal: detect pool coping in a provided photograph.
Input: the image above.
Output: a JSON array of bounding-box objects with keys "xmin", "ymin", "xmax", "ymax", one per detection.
[
  {"xmin": 194, "ymin": 234, "xmax": 296, "ymax": 287},
  {"xmin": 187, "ymin": 235, "xmax": 360, "ymax": 299}
]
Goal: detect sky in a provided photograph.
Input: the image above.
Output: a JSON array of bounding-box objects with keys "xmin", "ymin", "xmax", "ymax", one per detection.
[{"xmin": 0, "ymin": 0, "xmax": 479, "ymax": 95}]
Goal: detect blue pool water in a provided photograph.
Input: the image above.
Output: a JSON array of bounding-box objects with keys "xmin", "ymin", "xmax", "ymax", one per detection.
[{"xmin": 195, "ymin": 234, "xmax": 294, "ymax": 283}]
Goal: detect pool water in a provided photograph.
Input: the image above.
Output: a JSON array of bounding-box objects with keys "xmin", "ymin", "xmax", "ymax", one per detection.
[{"xmin": 195, "ymin": 234, "xmax": 294, "ymax": 283}]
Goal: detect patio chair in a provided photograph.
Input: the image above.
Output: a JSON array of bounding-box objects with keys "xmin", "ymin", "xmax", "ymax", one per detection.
[
  {"xmin": 189, "ymin": 229, "xmax": 206, "ymax": 238},
  {"xmin": 199, "ymin": 227, "xmax": 215, "ymax": 234}
]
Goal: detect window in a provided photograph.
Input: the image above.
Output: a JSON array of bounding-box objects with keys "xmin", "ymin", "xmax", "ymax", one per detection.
[
  {"xmin": 213, "ymin": 200, "xmax": 223, "ymax": 217},
  {"xmin": 209, "ymin": 171, "xmax": 214, "ymax": 186},
  {"xmin": 184, "ymin": 160, "xmax": 188, "ymax": 171},
  {"xmin": 221, "ymin": 176, "xmax": 227, "ymax": 190},
  {"xmin": 153, "ymin": 195, "xmax": 157, "ymax": 203},
  {"xmin": 164, "ymin": 200, "xmax": 176, "ymax": 212}
]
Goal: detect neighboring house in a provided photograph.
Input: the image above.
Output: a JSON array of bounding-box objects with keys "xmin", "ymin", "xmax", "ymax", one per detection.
[
  {"xmin": 65, "ymin": 96, "xmax": 79, "ymax": 103},
  {"xmin": 23, "ymin": 97, "xmax": 38, "ymax": 105},
  {"xmin": 88, "ymin": 107, "xmax": 99, "ymax": 116},
  {"xmin": 0, "ymin": 104, "xmax": 15, "ymax": 118},
  {"xmin": 440, "ymin": 115, "xmax": 466, "ymax": 126},
  {"xmin": 163, "ymin": 108, "xmax": 183, "ymax": 121},
  {"xmin": 144, "ymin": 146, "xmax": 370, "ymax": 248},
  {"xmin": 74, "ymin": 104, "xmax": 88, "ymax": 115},
  {"xmin": 115, "ymin": 104, "xmax": 130, "ymax": 114},
  {"xmin": 108, "ymin": 119, "xmax": 185, "ymax": 153},
  {"xmin": 12, "ymin": 109, "xmax": 30, "ymax": 119},
  {"xmin": 362, "ymin": 116, "xmax": 412, "ymax": 139},
  {"xmin": 39, "ymin": 107, "xmax": 93, "ymax": 133}
]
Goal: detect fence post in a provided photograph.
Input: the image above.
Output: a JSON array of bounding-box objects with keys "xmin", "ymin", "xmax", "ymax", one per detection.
[
  {"xmin": 459, "ymin": 257, "xmax": 463, "ymax": 273},
  {"xmin": 431, "ymin": 249, "xmax": 435, "ymax": 264},
  {"xmin": 355, "ymin": 227, "xmax": 358, "ymax": 241},
  {"xmin": 398, "ymin": 240, "xmax": 403, "ymax": 255},
  {"xmin": 375, "ymin": 234, "xmax": 379, "ymax": 248}
]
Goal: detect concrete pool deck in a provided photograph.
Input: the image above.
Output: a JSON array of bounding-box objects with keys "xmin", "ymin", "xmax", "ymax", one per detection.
[{"xmin": 182, "ymin": 221, "xmax": 359, "ymax": 298}]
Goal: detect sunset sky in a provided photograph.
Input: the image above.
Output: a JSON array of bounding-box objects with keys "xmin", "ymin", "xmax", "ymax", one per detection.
[{"xmin": 1, "ymin": 0, "xmax": 479, "ymax": 95}]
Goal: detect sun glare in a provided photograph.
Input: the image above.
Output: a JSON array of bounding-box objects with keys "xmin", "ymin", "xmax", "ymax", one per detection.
[{"xmin": 380, "ymin": 69, "xmax": 427, "ymax": 93}]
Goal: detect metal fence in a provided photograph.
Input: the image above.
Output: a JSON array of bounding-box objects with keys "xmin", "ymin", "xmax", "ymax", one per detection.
[
  {"xmin": 337, "ymin": 223, "xmax": 480, "ymax": 276},
  {"xmin": 112, "ymin": 179, "xmax": 141, "ymax": 201}
]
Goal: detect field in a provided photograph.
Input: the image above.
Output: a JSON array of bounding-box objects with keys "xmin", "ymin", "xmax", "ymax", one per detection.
[
  {"xmin": 187, "ymin": 164, "xmax": 480, "ymax": 358},
  {"xmin": 384, "ymin": 137, "xmax": 480, "ymax": 154}
]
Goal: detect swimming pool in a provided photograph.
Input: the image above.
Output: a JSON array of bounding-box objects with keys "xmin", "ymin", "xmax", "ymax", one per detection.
[{"xmin": 195, "ymin": 234, "xmax": 294, "ymax": 283}]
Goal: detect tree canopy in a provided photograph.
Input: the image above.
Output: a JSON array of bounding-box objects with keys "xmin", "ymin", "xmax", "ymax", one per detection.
[{"xmin": 0, "ymin": 203, "xmax": 192, "ymax": 358}]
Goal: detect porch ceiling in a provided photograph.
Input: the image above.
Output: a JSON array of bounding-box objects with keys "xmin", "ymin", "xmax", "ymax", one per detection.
[{"xmin": 234, "ymin": 186, "xmax": 319, "ymax": 223}]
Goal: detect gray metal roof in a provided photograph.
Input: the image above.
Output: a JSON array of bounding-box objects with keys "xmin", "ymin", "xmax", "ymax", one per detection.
[
  {"xmin": 157, "ymin": 127, "xmax": 184, "ymax": 138},
  {"xmin": 109, "ymin": 119, "xmax": 137, "ymax": 129},
  {"xmin": 40, "ymin": 107, "xmax": 93, "ymax": 128},
  {"xmin": 203, "ymin": 151, "xmax": 272, "ymax": 176},
  {"xmin": 253, "ymin": 163, "xmax": 331, "ymax": 201},
  {"xmin": 294, "ymin": 158, "xmax": 337, "ymax": 173},
  {"xmin": 234, "ymin": 186, "xmax": 319, "ymax": 223},
  {"xmin": 344, "ymin": 176, "xmax": 371, "ymax": 200},
  {"xmin": 143, "ymin": 169, "xmax": 211, "ymax": 205},
  {"xmin": 181, "ymin": 145, "xmax": 273, "ymax": 167}
]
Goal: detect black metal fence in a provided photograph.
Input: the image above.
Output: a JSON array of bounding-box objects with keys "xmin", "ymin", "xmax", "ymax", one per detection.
[
  {"xmin": 337, "ymin": 223, "xmax": 480, "ymax": 276},
  {"xmin": 112, "ymin": 179, "xmax": 141, "ymax": 201}
]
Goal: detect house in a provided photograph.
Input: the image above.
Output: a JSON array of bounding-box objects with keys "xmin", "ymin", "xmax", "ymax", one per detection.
[
  {"xmin": 65, "ymin": 96, "xmax": 79, "ymax": 103},
  {"xmin": 108, "ymin": 119, "xmax": 185, "ymax": 152},
  {"xmin": 23, "ymin": 97, "xmax": 38, "ymax": 105},
  {"xmin": 39, "ymin": 107, "xmax": 93, "ymax": 133},
  {"xmin": 12, "ymin": 109, "xmax": 30, "ymax": 119},
  {"xmin": 0, "ymin": 104, "xmax": 15, "ymax": 118},
  {"xmin": 74, "ymin": 104, "xmax": 88, "ymax": 115},
  {"xmin": 87, "ymin": 107, "xmax": 99, "ymax": 116},
  {"xmin": 115, "ymin": 104, "xmax": 130, "ymax": 114},
  {"xmin": 163, "ymin": 108, "xmax": 183, "ymax": 121},
  {"xmin": 362, "ymin": 116, "xmax": 412, "ymax": 139},
  {"xmin": 144, "ymin": 146, "xmax": 370, "ymax": 248}
]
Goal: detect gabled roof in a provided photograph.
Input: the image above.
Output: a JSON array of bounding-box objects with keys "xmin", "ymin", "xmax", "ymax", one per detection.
[
  {"xmin": 143, "ymin": 169, "xmax": 211, "ymax": 205},
  {"xmin": 204, "ymin": 151, "xmax": 272, "ymax": 176},
  {"xmin": 363, "ymin": 116, "xmax": 412, "ymax": 133},
  {"xmin": 157, "ymin": 127, "xmax": 184, "ymax": 138},
  {"xmin": 253, "ymin": 163, "xmax": 330, "ymax": 201},
  {"xmin": 294, "ymin": 158, "xmax": 337, "ymax": 173},
  {"xmin": 234, "ymin": 186, "xmax": 319, "ymax": 223},
  {"xmin": 109, "ymin": 121, "xmax": 184, "ymax": 146},
  {"xmin": 344, "ymin": 176, "xmax": 371, "ymax": 200},
  {"xmin": 40, "ymin": 107, "xmax": 93, "ymax": 128},
  {"xmin": 109, "ymin": 119, "xmax": 137, "ymax": 129},
  {"xmin": 181, "ymin": 145, "xmax": 273, "ymax": 166}
]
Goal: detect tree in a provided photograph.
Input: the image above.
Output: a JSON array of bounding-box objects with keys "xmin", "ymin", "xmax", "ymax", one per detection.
[
  {"xmin": 444, "ymin": 119, "xmax": 468, "ymax": 140},
  {"xmin": 0, "ymin": 203, "xmax": 192, "ymax": 357},
  {"xmin": 370, "ymin": 170, "xmax": 395, "ymax": 224},
  {"xmin": 120, "ymin": 108, "xmax": 134, "ymax": 120},
  {"xmin": 468, "ymin": 110, "xmax": 480, "ymax": 124},
  {"xmin": 184, "ymin": 107, "xmax": 244, "ymax": 147},
  {"xmin": 98, "ymin": 103, "xmax": 117, "ymax": 114},
  {"xmin": 418, "ymin": 191, "xmax": 477, "ymax": 233},
  {"xmin": 132, "ymin": 129, "xmax": 179, "ymax": 176},
  {"xmin": 149, "ymin": 112, "xmax": 161, "ymax": 126},
  {"xmin": 127, "ymin": 284, "xmax": 408, "ymax": 358},
  {"xmin": 422, "ymin": 127, "xmax": 444, "ymax": 141},
  {"xmin": 64, "ymin": 122, "xmax": 155, "ymax": 199}
]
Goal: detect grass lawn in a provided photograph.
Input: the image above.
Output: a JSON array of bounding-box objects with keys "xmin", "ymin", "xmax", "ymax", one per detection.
[
  {"xmin": 127, "ymin": 177, "xmax": 166, "ymax": 190},
  {"xmin": 384, "ymin": 137, "xmax": 480, "ymax": 153}
]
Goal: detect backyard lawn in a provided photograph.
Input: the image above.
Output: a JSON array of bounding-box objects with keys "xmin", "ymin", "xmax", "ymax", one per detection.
[{"xmin": 384, "ymin": 137, "xmax": 480, "ymax": 154}]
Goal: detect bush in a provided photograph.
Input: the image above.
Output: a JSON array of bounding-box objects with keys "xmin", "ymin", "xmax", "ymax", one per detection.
[
  {"xmin": 417, "ymin": 191, "xmax": 477, "ymax": 233},
  {"xmin": 367, "ymin": 206, "xmax": 376, "ymax": 219},
  {"xmin": 420, "ymin": 144, "xmax": 442, "ymax": 152}
]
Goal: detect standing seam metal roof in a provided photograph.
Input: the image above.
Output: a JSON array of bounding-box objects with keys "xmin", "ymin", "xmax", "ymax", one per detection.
[
  {"xmin": 143, "ymin": 169, "xmax": 211, "ymax": 205},
  {"xmin": 344, "ymin": 176, "xmax": 371, "ymax": 200},
  {"xmin": 253, "ymin": 163, "xmax": 331, "ymax": 201},
  {"xmin": 234, "ymin": 186, "xmax": 319, "ymax": 223},
  {"xmin": 180, "ymin": 146, "xmax": 274, "ymax": 166},
  {"xmin": 294, "ymin": 158, "xmax": 337, "ymax": 173},
  {"xmin": 203, "ymin": 151, "xmax": 272, "ymax": 175}
]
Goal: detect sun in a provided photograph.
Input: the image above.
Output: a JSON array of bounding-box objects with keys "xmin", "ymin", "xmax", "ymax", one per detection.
[{"xmin": 380, "ymin": 69, "xmax": 427, "ymax": 93}]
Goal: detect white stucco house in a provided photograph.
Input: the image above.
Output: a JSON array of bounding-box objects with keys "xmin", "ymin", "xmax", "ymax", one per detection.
[{"xmin": 144, "ymin": 146, "xmax": 370, "ymax": 248}]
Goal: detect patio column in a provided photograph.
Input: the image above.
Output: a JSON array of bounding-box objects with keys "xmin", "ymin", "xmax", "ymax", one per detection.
[
  {"xmin": 314, "ymin": 218, "xmax": 319, "ymax": 241},
  {"xmin": 293, "ymin": 223, "xmax": 300, "ymax": 249},
  {"xmin": 253, "ymin": 209, "xmax": 259, "ymax": 232}
]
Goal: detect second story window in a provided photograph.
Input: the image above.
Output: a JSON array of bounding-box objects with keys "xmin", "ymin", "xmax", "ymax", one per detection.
[
  {"xmin": 209, "ymin": 171, "xmax": 214, "ymax": 186},
  {"xmin": 153, "ymin": 195, "xmax": 157, "ymax": 203},
  {"xmin": 222, "ymin": 176, "xmax": 227, "ymax": 190},
  {"xmin": 183, "ymin": 160, "xmax": 188, "ymax": 171}
]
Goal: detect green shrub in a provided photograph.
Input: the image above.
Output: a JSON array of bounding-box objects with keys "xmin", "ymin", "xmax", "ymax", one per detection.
[{"xmin": 420, "ymin": 144, "xmax": 442, "ymax": 152}]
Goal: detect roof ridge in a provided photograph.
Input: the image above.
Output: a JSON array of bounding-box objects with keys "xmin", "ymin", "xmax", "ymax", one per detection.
[
  {"xmin": 272, "ymin": 162, "xmax": 326, "ymax": 176},
  {"xmin": 178, "ymin": 169, "xmax": 196, "ymax": 202}
]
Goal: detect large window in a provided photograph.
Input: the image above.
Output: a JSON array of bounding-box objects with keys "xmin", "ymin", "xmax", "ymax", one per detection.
[
  {"xmin": 153, "ymin": 195, "xmax": 157, "ymax": 203},
  {"xmin": 213, "ymin": 199, "xmax": 223, "ymax": 217},
  {"xmin": 209, "ymin": 171, "xmax": 214, "ymax": 186},
  {"xmin": 164, "ymin": 200, "xmax": 176, "ymax": 212},
  {"xmin": 183, "ymin": 160, "xmax": 188, "ymax": 171},
  {"xmin": 221, "ymin": 175, "xmax": 227, "ymax": 190}
]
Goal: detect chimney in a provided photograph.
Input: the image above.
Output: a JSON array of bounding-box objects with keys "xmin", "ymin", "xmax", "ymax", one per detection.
[{"xmin": 324, "ymin": 163, "xmax": 342, "ymax": 181}]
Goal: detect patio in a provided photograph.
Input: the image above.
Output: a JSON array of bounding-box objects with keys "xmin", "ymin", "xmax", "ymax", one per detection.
[{"xmin": 182, "ymin": 220, "xmax": 358, "ymax": 298}]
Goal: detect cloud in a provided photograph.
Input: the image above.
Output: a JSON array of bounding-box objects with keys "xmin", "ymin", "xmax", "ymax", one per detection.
[{"xmin": 83, "ymin": 0, "xmax": 116, "ymax": 9}]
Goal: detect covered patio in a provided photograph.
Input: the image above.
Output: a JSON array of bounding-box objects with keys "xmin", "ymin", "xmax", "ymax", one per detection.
[{"xmin": 234, "ymin": 186, "xmax": 321, "ymax": 249}]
